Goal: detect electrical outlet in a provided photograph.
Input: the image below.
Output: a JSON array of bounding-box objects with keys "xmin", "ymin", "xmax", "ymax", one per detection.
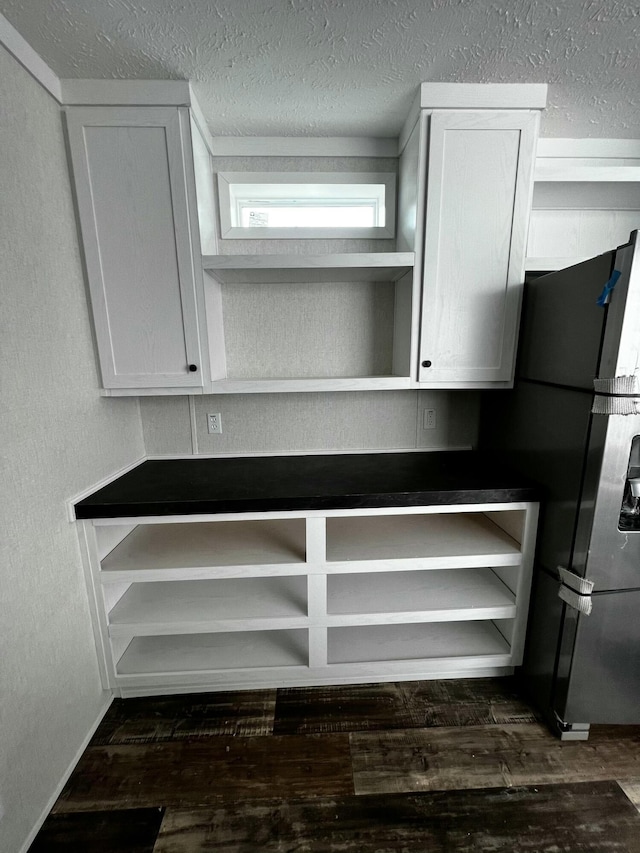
[
  {"xmin": 422, "ymin": 408, "xmax": 436, "ymax": 430},
  {"xmin": 207, "ymin": 412, "xmax": 222, "ymax": 434}
]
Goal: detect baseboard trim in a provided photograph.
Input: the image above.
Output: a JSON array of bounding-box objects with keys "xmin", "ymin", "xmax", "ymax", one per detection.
[
  {"xmin": 146, "ymin": 446, "xmax": 473, "ymax": 460},
  {"xmin": 18, "ymin": 692, "xmax": 114, "ymax": 853}
]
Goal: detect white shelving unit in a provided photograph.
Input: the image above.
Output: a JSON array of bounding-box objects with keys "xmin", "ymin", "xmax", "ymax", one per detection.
[
  {"xmin": 526, "ymin": 139, "xmax": 640, "ymax": 271},
  {"xmin": 78, "ymin": 501, "xmax": 538, "ymax": 697},
  {"xmin": 201, "ymin": 252, "xmax": 415, "ymax": 393}
]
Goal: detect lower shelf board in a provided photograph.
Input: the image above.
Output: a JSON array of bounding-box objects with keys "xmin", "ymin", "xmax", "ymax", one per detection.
[
  {"xmin": 116, "ymin": 629, "xmax": 309, "ymax": 675},
  {"xmin": 327, "ymin": 567, "xmax": 516, "ymax": 619},
  {"xmin": 328, "ymin": 621, "xmax": 511, "ymax": 665},
  {"xmin": 113, "ymin": 620, "xmax": 512, "ymax": 681},
  {"xmin": 108, "ymin": 576, "xmax": 308, "ymax": 636}
]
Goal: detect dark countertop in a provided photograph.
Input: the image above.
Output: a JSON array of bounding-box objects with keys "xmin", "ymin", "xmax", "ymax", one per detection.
[{"xmin": 74, "ymin": 451, "xmax": 540, "ymax": 519}]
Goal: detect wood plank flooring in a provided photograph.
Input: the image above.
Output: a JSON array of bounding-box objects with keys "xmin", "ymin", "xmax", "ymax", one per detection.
[{"xmin": 30, "ymin": 678, "xmax": 640, "ymax": 852}]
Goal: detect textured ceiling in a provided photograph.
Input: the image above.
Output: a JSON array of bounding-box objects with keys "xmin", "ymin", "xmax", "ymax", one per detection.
[{"xmin": 2, "ymin": 0, "xmax": 639, "ymax": 138}]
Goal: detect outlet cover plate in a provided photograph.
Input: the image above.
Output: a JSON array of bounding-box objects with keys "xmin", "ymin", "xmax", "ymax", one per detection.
[
  {"xmin": 207, "ymin": 413, "xmax": 223, "ymax": 434},
  {"xmin": 423, "ymin": 408, "xmax": 436, "ymax": 430}
]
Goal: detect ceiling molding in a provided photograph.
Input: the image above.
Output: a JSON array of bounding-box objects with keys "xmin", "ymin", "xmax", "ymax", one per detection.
[
  {"xmin": 419, "ymin": 83, "xmax": 548, "ymax": 111},
  {"xmin": 60, "ymin": 78, "xmax": 191, "ymax": 106},
  {"xmin": 398, "ymin": 89, "xmax": 422, "ymax": 156},
  {"xmin": 188, "ymin": 83, "xmax": 215, "ymax": 158},
  {"xmin": 0, "ymin": 12, "xmax": 61, "ymax": 101}
]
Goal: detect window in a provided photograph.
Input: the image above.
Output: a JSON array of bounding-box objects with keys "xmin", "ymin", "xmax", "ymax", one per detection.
[{"xmin": 217, "ymin": 172, "xmax": 396, "ymax": 239}]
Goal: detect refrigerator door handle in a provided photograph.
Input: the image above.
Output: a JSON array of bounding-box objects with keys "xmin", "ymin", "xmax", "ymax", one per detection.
[
  {"xmin": 558, "ymin": 566, "xmax": 595, "ymax": 595},
  {"xmin": 592, "ymin": 375, "xmax": 640, "ymax": 415},
  {"xmin": 558, "ymin": 584, "xmax": 593, "ymax": 615},
  {"xmin": 557, "ymin": 566, "xmax": 593, "ymax": 615}
]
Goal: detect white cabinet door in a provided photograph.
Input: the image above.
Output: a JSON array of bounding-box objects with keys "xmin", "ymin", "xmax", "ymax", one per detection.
[
  {"xmin": 418, "ymin": 110, "xmax": 538, "ymax": 386},
  {"xmin": 65, "ymin": 107, "xmax": 204, "ymax": 390}
]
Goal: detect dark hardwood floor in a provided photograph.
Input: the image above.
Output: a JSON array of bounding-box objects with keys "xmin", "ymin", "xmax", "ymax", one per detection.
[{"xmin": 30, "ymin": 678, "xmax": 640, "ymax": 852}]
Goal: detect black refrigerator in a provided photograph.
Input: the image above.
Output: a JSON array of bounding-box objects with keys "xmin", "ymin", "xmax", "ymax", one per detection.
[{"xmin": 481, "ymin": 230, "xmax": 640, "ymax": 740}]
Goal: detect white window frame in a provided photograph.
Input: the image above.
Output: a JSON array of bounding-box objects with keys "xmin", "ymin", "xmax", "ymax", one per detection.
[{"xmin": 217, "ymin": 171, "xmax": 396, "ymax": 239}]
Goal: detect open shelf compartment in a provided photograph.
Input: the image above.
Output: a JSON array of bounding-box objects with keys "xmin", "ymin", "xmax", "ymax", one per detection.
[
  {"xmin": 325, "ymin": 512, "xmax": 523, "ymax": 567},
  {"xmin": 526, "ymin": 182, "xmax": 640, "ymax": 271},
  {"xmin": 100, "ymin": 519, "xmax": 307, "ymax": 580},
  {"xmin": 327, "ymin": 621, "xmax": 512, "ymax": 666},
  {"xmin": 116, "ymin": 629, "xmax": 309, "ymax": 675},
  {"xmin": 527, "ymin": 140, "xmax": 640, "ymax": 271},
  {"xmin": 326, "ymin": 567, "xmax": 517, "ymax": 623},
  {"xmin": 203, "ymin": 252, "xmax": 415, "ymax": 392},
  {"xmin": 108, "ymin": 576, "xmax": 309, "ymax": 637}
]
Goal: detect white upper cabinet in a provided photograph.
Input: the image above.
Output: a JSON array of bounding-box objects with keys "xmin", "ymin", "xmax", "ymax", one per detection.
[
  {"xmin": 417, "ymin": 107, "xmax": 540, "ymax": 387},
  {"xmin": 63, "ymin": 82, "xmax": 546, "ymax": 395},
  {"xmin": 65, "ymin": 106, "xmax": 206, "ymax": 391}
]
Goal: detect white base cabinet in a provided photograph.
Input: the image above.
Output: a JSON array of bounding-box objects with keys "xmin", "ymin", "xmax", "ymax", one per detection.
[{"xmin": 78, "ymin": 502, "xmax": 538, "ymax": 698}]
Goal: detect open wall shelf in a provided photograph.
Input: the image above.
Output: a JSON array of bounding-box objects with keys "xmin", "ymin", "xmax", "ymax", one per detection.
[
  {"xmin": 201, "ymin": 252, "xmax": 416, "ymax": 393},
  {"xmin": 202, "ymin": 253, "xmax": 415, "ymax": 282},
  {"xmin": 526, "ymin": 140, "xmax": 640, "ymax": 272}
]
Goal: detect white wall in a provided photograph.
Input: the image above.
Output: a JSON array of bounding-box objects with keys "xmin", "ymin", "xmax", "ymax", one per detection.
[
  {"xmin": 140, "ymin": 390, "xmax": 480, "ymax": 456},
  {"xmin": 0, "ymin": 45, "xmax": 145, "ymax": 853},
  {"xmin": 0, "ymin": 38, "xmax": 479, "ymax": 852},
  {"xmin": 141, "ymin": 151, "xmax": 481, "ymax": 456}
]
